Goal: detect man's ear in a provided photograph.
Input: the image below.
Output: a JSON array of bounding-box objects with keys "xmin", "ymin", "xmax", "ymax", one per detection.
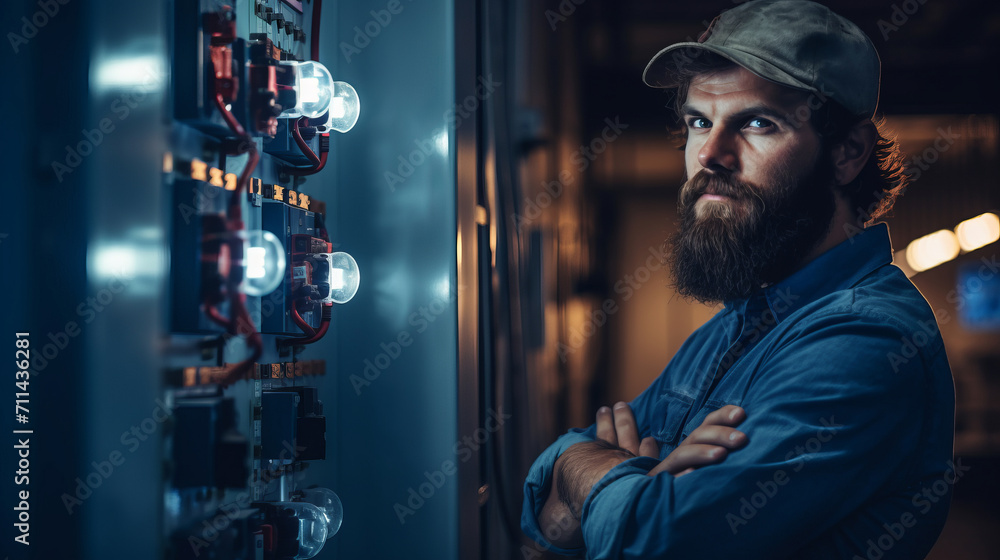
[{"xmin": 829, "ymin": 120, "xmax": 877, "ymax": 186}]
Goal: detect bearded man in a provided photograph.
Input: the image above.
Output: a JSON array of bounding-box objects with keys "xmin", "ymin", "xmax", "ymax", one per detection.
[{"xmin": 521, "ymin": 1, "xmax": 955, "ymax": 558}]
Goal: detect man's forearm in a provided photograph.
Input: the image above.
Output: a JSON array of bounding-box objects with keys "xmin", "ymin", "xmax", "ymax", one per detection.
[{"xmin": 537, "ymin": 440, "xmax": 636, "ymax": 548}]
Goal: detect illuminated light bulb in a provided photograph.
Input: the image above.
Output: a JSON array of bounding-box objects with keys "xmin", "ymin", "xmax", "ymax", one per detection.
[
  {"xmin": 955, "ymin": 212, "xmax": 1000, "ymax": 252},
  {"xmin": 278, "ymin": 60, "xmax": 335, "ymax": 119},
  {"xmin": 295, "ymin": 488, "xmax": 344, "ymax": 539},
  {"xmin": 241, "ymin": 230, "xmax": 286, "ymax": 296},
  {"xmin": 306, "ymin": 252, "xmax": 360, "ymax": 304},
  {"xmin": 905, "ymin": 229, "xmax": 960, "ymax": 273},
  {"xmin": 325, "ymin": 252, "xmax": 360, "ymax": 303},
  {"xmin": 272, "ymin": 502, "xmax": 329, "ymax": 559},
  {"xmin": 324, "ymin": 81, "xmax": 360, "ymax": 133}
]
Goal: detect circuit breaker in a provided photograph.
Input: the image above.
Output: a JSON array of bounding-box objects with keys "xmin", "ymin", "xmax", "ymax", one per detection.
[{"xmin": 163, "ymin": 2, "xmax": 357, "ymax": 558}]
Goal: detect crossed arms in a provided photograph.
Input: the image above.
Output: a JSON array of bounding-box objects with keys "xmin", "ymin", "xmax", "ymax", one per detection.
[
  {"xmin": 538, "ymin": 403, "xmax": 748, "ymax": 549},
  {"xmin": 523, "ymin": 315, "xmax": 949, "ymax": 559}
]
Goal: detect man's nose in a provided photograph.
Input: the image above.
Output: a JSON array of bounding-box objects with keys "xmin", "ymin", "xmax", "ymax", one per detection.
[{"xmin": 697, "ymin": 129, "xmax": 739, "ymax": 172}]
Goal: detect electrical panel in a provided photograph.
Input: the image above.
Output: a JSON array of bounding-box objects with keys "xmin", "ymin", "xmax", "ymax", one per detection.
[{"xmin": 163, "ymin": 1, "xmax": 357, "ymax": 558}]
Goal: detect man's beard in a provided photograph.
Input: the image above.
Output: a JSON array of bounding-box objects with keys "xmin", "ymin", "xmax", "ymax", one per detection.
[{"xmin": 665, "ymin": 158, "xmax": 837, "ymax": 304}]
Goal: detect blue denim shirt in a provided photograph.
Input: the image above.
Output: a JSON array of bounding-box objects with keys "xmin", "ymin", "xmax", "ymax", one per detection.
[{"xmin": 522, "ymin": 224, "xmax": 955, "ymax": 559}]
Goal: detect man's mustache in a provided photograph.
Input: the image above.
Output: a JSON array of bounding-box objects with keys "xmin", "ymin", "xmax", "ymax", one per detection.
[{"xmin": 680, "ymin": 171, "xmax": 760, "ymax": 208}]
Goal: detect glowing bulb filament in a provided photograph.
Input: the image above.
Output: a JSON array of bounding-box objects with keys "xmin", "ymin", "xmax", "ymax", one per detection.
[
  {"xmin": 247, "ymin": 246, "xmax": 267, "ymax": 279},
  {"xmin": 331, "ymin": 97, "xmax": 346, "ymax": 119},
  {"xmin": 300, "ymin": 77, "xmax": 320, "ymax": 104},
  {"xmin": 331, "ymin": 268, "xmax": 345, "ymax": 290}
]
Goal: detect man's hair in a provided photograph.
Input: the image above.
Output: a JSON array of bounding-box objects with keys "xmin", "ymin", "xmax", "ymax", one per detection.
[{"xmin": 666, "ymin": 53, "xmax": 908, "ymax": 225}]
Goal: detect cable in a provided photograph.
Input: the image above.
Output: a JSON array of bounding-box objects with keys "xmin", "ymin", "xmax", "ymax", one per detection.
[
  {"xmin": 288, "ymin": 117, "xmax": 330, "ymax": 177},
  {"xmin": 286, "ymin": 146, "xmax": 328, "ymax": 176},
  {"xmin": 280, "ymin": 304, "xmax": 331, "ymax": 346},
  {"xmin": 295, "ymin": 315, "xmax": 330, "ymax": 345},
  {"xmin": 311, "ymin": 0, "xmax": 322, "ymax": 62},
  {"xmin": 204, "ymin": 304, "xmax": 231, "ymax": 329},
  {"xmin": 205, "ymin": 36, "xmax": 265, "ymax": 387},
  {"xmin": 297, "ymin": 4, "xmax": 331, "ymax": 178},
  {"xmin": 286, "ymin": 117, "xmax": 328, "ymax": 176},
  {"xmin": 292, "ymin": 117, "xmax": 322, "ymax": 166},
  {"xmin": 219, "ymin": 293, "xmax": 263, "ymax": 386},
  {"xmin": 291, "ymin": 300, "xmax": 317, "ymax": 336},
  {"xmin": 212, "ymin": 92, "xmax": 260, "ymax": 222}
]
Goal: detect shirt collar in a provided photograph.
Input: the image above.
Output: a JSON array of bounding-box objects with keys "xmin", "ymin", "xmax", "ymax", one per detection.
[{"xmin": 725, "ymin": 223, "xmax": 895, "ymax": 321}]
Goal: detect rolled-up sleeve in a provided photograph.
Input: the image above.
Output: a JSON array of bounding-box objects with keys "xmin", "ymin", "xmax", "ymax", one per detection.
[
  {"xmin": 576, "ymin": 314, "xmax": 934, "ymax": 559},
  {"xmin": 521, "ymin": 429, "xmax": 594, "ymax": 555}
]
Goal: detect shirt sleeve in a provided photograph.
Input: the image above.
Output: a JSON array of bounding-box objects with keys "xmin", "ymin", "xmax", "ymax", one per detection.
[
  {"xmin": 578, "ymin": 312, "xmax": 935, "ymax": 559},
  {"xmin": 520, "ymin": 428, "xmax": 593, "ymax": 556}
]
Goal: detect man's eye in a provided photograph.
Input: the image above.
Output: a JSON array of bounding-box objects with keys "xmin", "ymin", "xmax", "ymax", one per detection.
[
  {"xmin": 746, "ymin": 117, "xmax": 775, "ymax": 129},
  {"xmin": 687, "ymin": 117, "xmax": 711, "ymax": 129}
]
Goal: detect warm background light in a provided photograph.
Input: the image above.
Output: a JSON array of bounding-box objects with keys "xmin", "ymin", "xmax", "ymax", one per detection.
[
  {"xmin": 955, "ymin": 212, "xmax": 1000, "ymax": 252},
  {"xmin": 906, "ymin": 229, "xmax": 961, "ymax": 272}
]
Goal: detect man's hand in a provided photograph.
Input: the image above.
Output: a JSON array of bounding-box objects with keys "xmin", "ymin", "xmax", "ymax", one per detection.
[
  {"xmin": 596, "ymin": 401, "xmax": 748, "ymax": 476},
  {"xmin": 648, "ymin": 404, "xmax": 748, "ymax": 476},
  {"xmin": 537, "ymin": 403, "xmax": 748, "ymax": 549},
  {"xmin": 596, "ymin": 402, "xmax": 660, "ymax": 458}
]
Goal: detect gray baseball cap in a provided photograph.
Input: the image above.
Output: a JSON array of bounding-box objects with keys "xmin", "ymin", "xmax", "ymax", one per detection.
[{"xmin": 642, "ymin": 0, "xmax": 881, "ymax": 118}]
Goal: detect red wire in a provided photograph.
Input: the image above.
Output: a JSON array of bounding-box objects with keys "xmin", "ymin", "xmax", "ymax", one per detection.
[
  {"xmin": 220, "ymin": 295, "xmax": 263, "ymax": 387},
  {"xmin": 286, "ymin": 149, "xmax": 327, "ymax": 176},
  {"xmin": 291, "ymin": 300, "xmax": 317, "ymax": 336},
  {"xmin": 205, "ymin": 304, "xmax": 231, "ymax": 328},
  {"xmin": 297, "ymin": 317, "xmax": 330, "ymax": 345},
  {"xmin": 311, "ymin": 0, "xmax": 322, "ymax": 61},
  {"xmin": 209, "ymin": 76, "xmax": 265, "ymax": 386},
  {"xmin": 292, "ymin": 117, "xmax": 322, "ymax": 166},
  {"xmin": 214, "ymin": 92, "xmax": 259, "ymax": 222},
  {"xmin": 214, "ymin": 93, "xmax": 245, "ymax": 136},
  {"xmin": 280, "ymin": 304, "xmax": 331, "ymax": 346},
  {"xmin": 229, "ymin": 147, "xmax": 259, "ymax": 221}
]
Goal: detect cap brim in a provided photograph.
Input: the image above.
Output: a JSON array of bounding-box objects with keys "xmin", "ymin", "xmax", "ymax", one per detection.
[{"xmin": 642, "ymin": 42, "xmax": 816, "ymax": 96}]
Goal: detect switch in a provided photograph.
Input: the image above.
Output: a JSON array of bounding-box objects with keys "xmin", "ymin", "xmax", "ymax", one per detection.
[
  {"xmin": 271, "ymin": 386, "xmax": 326, "ymax": 461},
  {"xmin": 173, "ymin": 397, "xmax": 249, "ymax": 489},
  {"xmin": 261, "ymin": 391, "xmax": 298, "ymax": 462}
]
